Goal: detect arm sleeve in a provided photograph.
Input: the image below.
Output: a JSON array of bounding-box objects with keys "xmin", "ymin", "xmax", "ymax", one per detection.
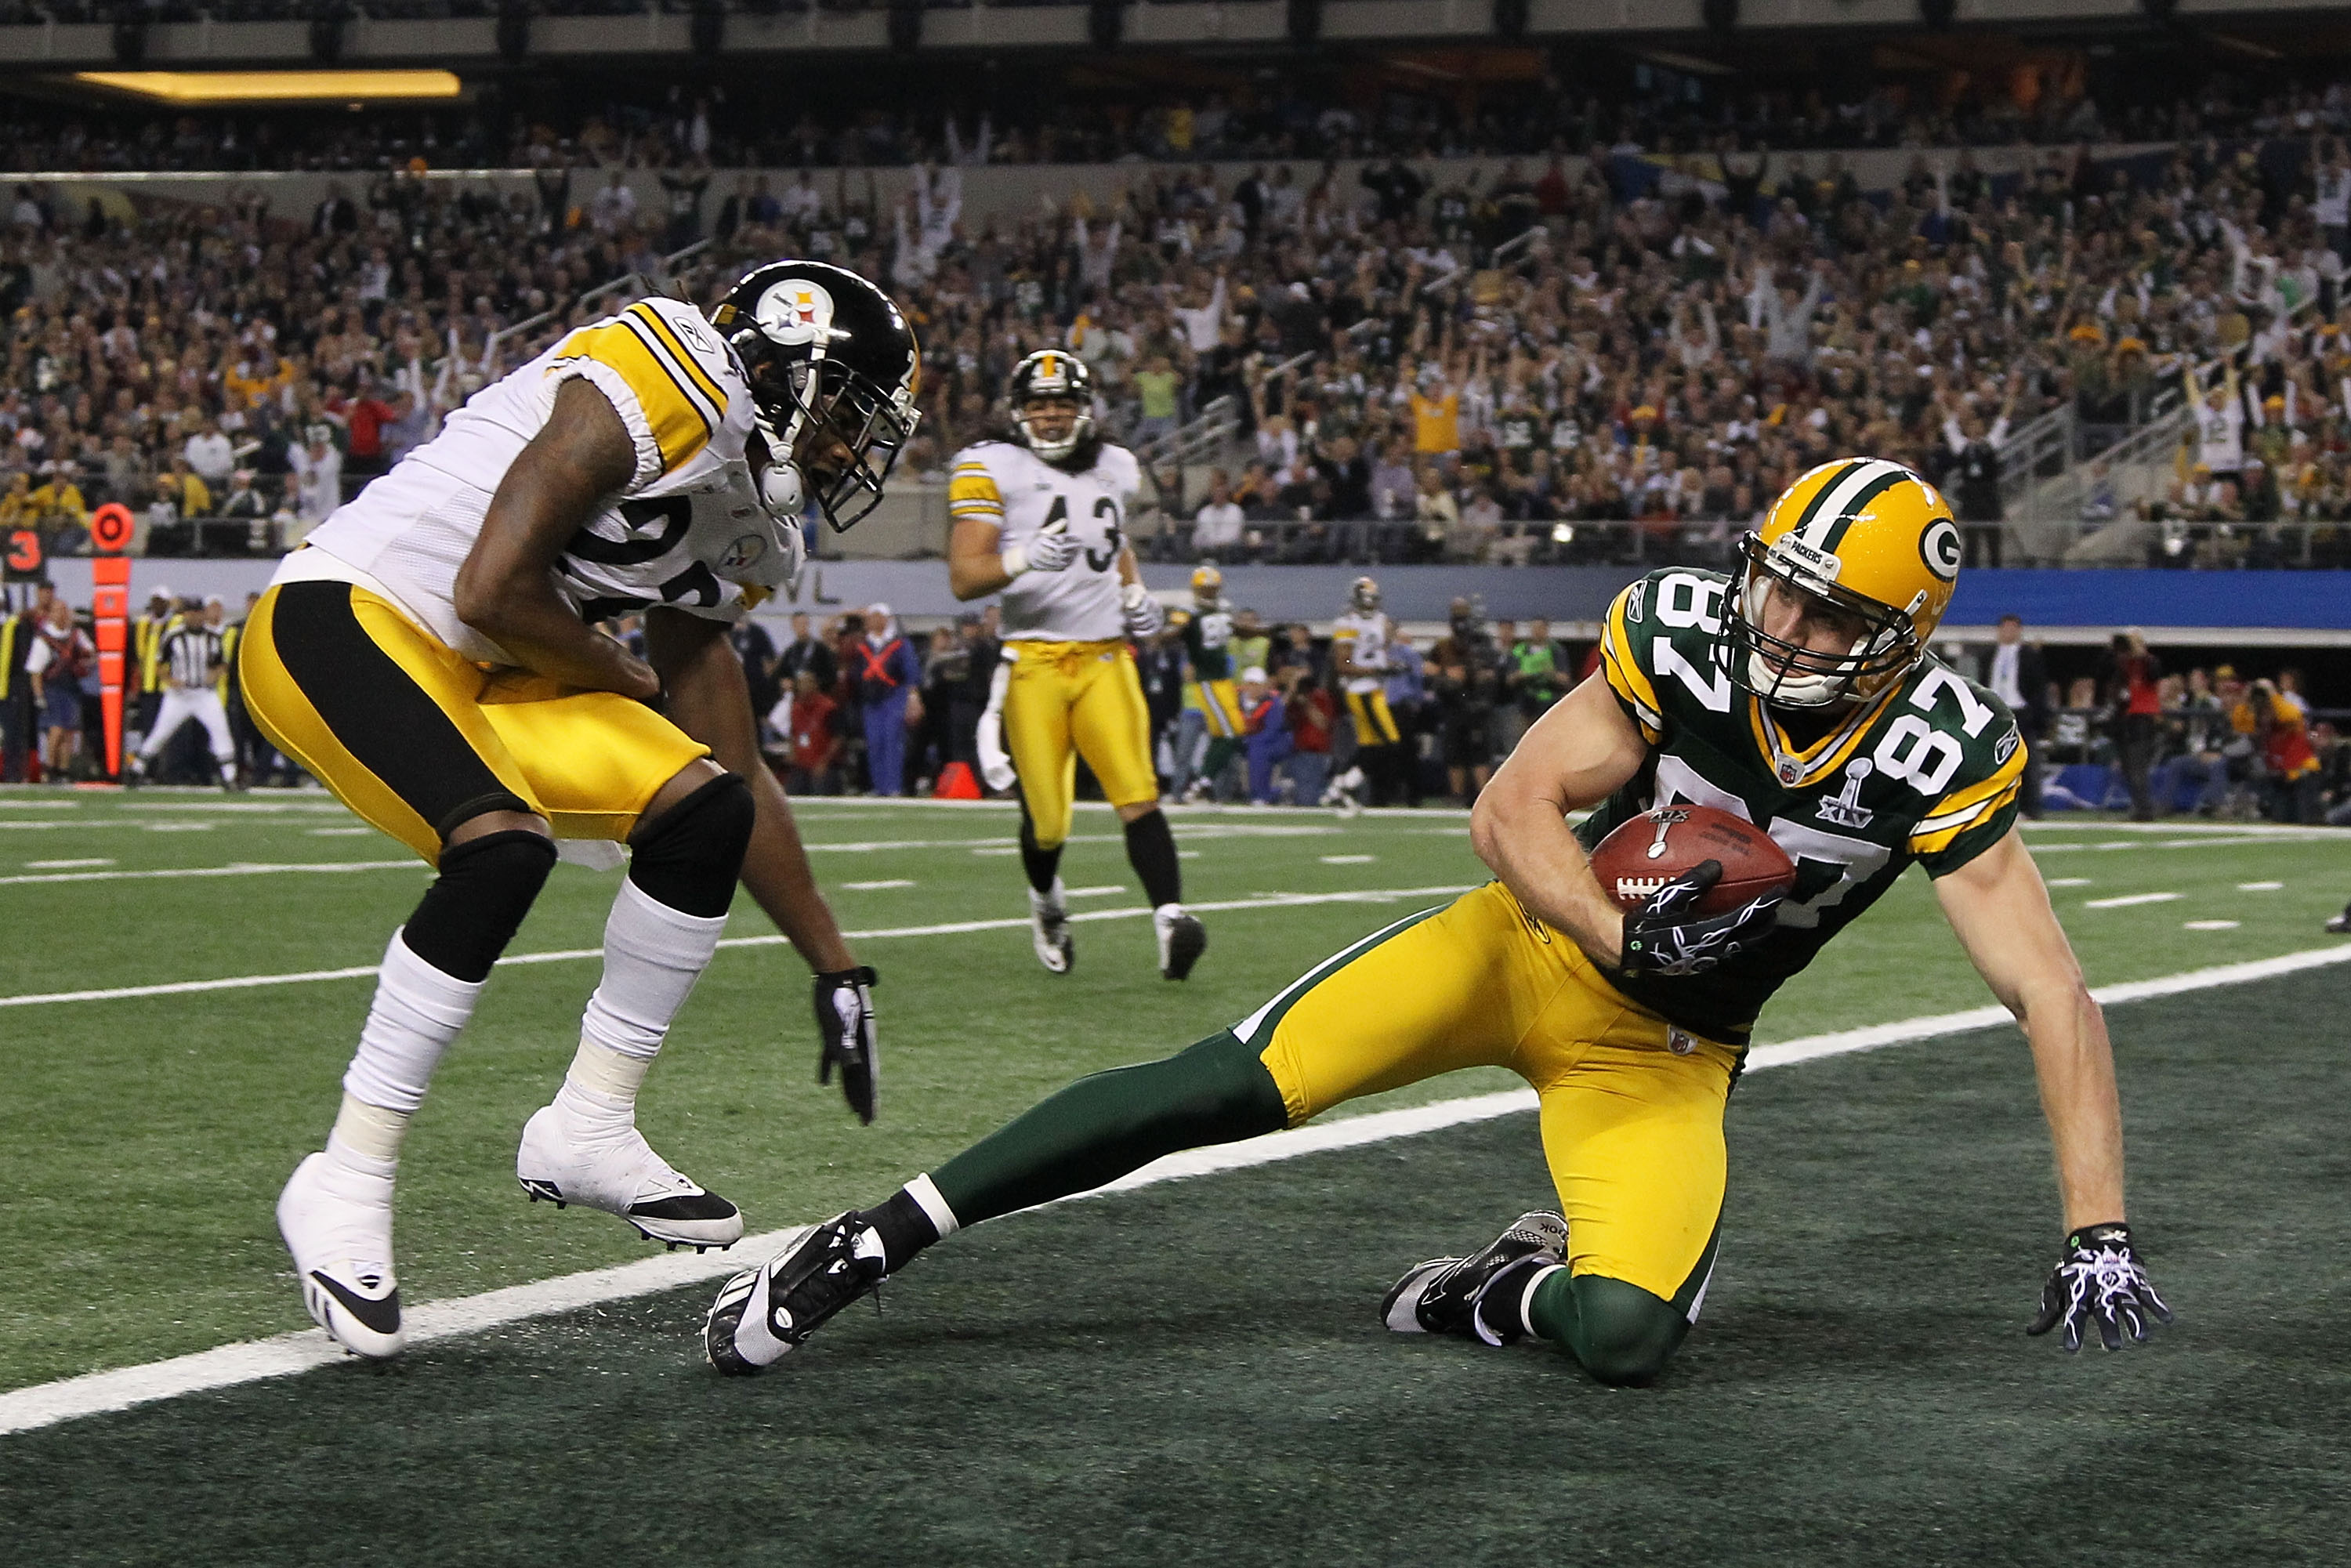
[
  {"xmin": 1597, "ymin": 576, "xmax": 1668, "ymax": 744},
  {"xmin": 948, "ymin": 450, "xmax": 1005, "ymax": 526},
  {"xmin": 1912, "ymin": 715, "xmax": 2027, "ymax": 872},
  {"xmin": 547, "ymin": 300, "xmax": 729, "ymax": 489}
]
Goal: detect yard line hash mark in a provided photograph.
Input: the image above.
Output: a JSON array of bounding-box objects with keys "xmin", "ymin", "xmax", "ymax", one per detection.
[{"xmin": 2084, "ymin": 893, "xmax": 2183, "ymax": 909}]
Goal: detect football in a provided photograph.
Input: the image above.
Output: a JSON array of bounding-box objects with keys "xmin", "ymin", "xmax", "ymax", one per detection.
[{"xmin": 1589, "ymin": 804, "xmax": 1798, "ymax": 915}]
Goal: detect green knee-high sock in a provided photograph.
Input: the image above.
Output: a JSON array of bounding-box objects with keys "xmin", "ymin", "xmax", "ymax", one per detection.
[
  {"xmin": 929, "ymin": 1030, "xmax": 1288, "ymax": 1228},
  {"xmin": 1523, "ymin": 1269, "xmax": 1691, "ymax": 1386},
  {"xmin": 1201, "ymin": 737, "xmax": 1240, "ymax": 788}
]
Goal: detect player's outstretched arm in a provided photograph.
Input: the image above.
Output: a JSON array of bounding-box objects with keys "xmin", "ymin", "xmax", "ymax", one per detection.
[
  {"xmin": 648, "ymin": 609, "xmax": 875, "ymax": 1121},
  {"xmin": 1934, "ymin": 828, "xmax": 2125, "ymax": 1227},
  {"xmin": 1469, "ymin": 675, "xmax": 1649, "ymax": 965},
  {"xmin": 454, "ymin": 378, "xmax": 658, "ymax": 701},
  {"xmin": 1936, "ymin": 828, "xmax": 2169, "ymax": 1351}
]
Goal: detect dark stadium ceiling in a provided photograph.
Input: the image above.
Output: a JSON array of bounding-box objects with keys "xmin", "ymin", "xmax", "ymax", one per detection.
[{"xmin": 8, "ymin": 1, "xmax": 2351, "ymax": 78}]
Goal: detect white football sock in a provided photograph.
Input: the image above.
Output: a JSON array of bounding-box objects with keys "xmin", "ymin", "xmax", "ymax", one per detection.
[
  {"xmin": 579, "ymin": 878, "xmax": 728, "ymax": 1062},
  {"xmin": 904, "ymin": 1173, "xmax": 962, "ymax": 1240},
  {"xmin": 329, "ymin": 1095, "xmax": 411, "ymax": 1166},
  {"xmin": 552, "ymin": 1037, "xmax": 654, "ymax": 1141},
  {"xmin": 342, "ymin": 930, "xmax": 484, "ymax": 1116}
]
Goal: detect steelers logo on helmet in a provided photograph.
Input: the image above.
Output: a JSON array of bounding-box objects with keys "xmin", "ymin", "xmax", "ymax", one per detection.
[
  {"xmin": 1726, "ymin": 457, "xmax": 1959, "ymax": 710},
  {"xmin": 1009, "ymin": 349, "xmax": 1097, "ymax": 468},
  {"xmin": 755, "ymin": 278, "xmax": 839, "ymax": 348},
  {"xmin": 713, "ymin": 259, "xmax": 922, "ymax": 535},
  {"xmin": 1349, "ymin": 574, "xmax": 1380, "ymax": 612}
]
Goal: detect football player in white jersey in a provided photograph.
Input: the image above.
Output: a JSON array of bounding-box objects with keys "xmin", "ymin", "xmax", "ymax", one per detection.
[
  {"xmin": 237, "ymin": 259, "xmax": 915, "ymax": 1360},
  {"xmin": 950, "ymin": 349, "xmax": 1206, "ymax": 981},
  {"xmin": 1325, "ymin": 575, "xmax": 1404, "ymax": 811}
]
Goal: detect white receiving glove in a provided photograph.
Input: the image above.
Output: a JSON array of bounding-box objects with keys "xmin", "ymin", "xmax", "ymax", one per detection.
[
  {"xmin": 1121, "ymin": 580, "xmax": 1166, "ymax": 638},
  {"xmin": 1003, "ymin": 521, "xmax": 1081, "ymax": 578}
]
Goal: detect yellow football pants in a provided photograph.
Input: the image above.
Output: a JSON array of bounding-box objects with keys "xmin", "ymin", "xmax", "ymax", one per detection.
[
  {"xmin": 1344, "ymin": 687, "xmax": 1401, "ymax": 747},
  {"xmin": 1000, "ymin": 638, "xmax": 1161, "ymax": 849},
  {"xmin": 239, "ymin": 580, "xmax": 709, "ymax": 863},
  {"xmin": 1239, "ymin": 880, "xmax": 1733, "ymax": 1308},
  {"xmin": 1186, "ymin": 677, "xmax": 1244, "ymax": 739}
]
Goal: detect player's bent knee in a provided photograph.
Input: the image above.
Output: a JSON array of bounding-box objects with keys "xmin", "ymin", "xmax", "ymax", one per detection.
[
  {"xmin": 1564, "ymin": 1276, "xmax": 1687, "ymax": 1387},
  {"xmin": 628, "ymin": 772, "xmax": 755, "ymax": 918},
  {"xmin": 404, "ymin": 829, "xmax": 558, "ymax": 983},
  {"xmin": 1132, "ymin": 1032, "xmax": 1290, "ymax": 1143}
]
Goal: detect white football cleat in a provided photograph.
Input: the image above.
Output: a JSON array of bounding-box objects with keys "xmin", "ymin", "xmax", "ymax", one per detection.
[
  {"xmin": 1154, "ymin": 904, "xmax": 1207, "ymax": 981},
  {"xmin": 516, "ymin": 1103, "xmax": 743, "ymax": 1252},
  {"xmin": 1029, "ymin": 880, "xmax": 1074, "ymax": 974},
  {"xmin": 1323, "ymin": 765, "xmax": 1365, "ymax": 817},
  {"xmin": 277, "ymin": 1151, "xmax": 404, "ymax": 1360}
]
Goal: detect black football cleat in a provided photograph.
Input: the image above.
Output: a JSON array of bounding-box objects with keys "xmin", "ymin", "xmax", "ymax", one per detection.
[
  {"xmin": 705, "ymin": 1213, "xmax": 889, "ymax": 1376},
  {"xmin": 1382, "ymin": 1211, "xmax": 1568, "ymax": 1345},
  {"xmin": 1155, "ymin": 907, "xmax": 1207, "ymax": 981}
]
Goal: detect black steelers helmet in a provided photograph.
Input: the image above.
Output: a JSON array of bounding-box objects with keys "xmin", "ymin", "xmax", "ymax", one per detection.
[
  {"xmin": 712, "ymin": 259, "xmax": 921, "ymax": 533},
  {"xmin": 1007, "ymin": 348, "xmax": 1096, "ymax": 464}
]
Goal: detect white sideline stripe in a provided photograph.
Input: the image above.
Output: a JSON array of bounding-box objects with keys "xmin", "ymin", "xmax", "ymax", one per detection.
[
  {"xmin": 5, "ymin": 938, "xmax": 2347, "ymax": 1437},
  {"xmin": 0, "ymin": 886, "xmax": 1479, "ymax": 1010},
  {"xmin": 0, "ymin": 860, "xmax": 418, "ymax": 888},
  {"xmin": 2084, "ymin": 892, "xmax": 2182, "ymax": 909}
]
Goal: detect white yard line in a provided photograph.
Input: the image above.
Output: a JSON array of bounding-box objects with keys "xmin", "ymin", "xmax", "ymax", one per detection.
[
  {"xmin": 0, "ymin": 860, "xmax": 418, "ymax": 888},
  {"xmin": 2083, "ymin": 892, "xmax": 2183, "ymax": 909},
  {"xmin": 839, "ymin": 879, "xmax": 916, "ymax": 891},
  {"xmin": 4, "ymin": 938, "xmax": 2344, "ymax": 1437},
  {"xmin": 24, "ymin": 858, "xmax": 114, "ymax": 870},
  {"xmin": 2184, "ymin": 921, "xmax": 2241, "ymax": 931},
  {"xmin": 0, "ymin": 885, "xmax": 1480, "ymax": 1010}
]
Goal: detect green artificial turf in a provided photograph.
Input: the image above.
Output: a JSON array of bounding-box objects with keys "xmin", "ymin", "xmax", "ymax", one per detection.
[
  {"xmin": 3, "ymin": 963, "xmax": 2346, "ymax": 1566},
  {"xmin": 2, "ymin": 792, "xmax": 2347, "ymax": 1396}
]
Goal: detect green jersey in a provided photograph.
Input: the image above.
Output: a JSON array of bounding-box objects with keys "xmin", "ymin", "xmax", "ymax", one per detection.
[
  {"xmin": 1577, "ymin": 568, "xmax": 2025, "ymax": 1045},
  {"xmin": 1181, "ymin": 602, "xmax": 1237, "ymax": 683}
]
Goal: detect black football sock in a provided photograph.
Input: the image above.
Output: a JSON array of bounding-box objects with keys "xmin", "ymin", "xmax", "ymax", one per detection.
[
  {"xmin": 1018, "ymin": 808, "xmax": 1063, "ymax": 896},
  {"xmin": 1523, "ymin": 1269, "xmax": 1693, "ymax": 1387},
  {"xmin": 1122, "ymin": 807, "xmax": 1184, "ymax": 908},
  {"xmin": 857, "ymin": 1187, "xmax": 943, "ymax": 1273},
  {"xmin": 929, "ymin": 1031, "xmax": 1288, "ymax": 1226}
]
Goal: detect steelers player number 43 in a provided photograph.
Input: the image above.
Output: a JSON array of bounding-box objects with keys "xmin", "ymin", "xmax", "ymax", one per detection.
[{"xmin": 1041, "ymin": 494, "xmax": 1124, "ymax": 572}]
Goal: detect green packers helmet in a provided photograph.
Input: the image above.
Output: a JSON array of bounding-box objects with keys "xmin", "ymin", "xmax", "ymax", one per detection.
[
  {"xmin": 1008, "ymin": 349, "xmax": 1096, "ymax": 464},
  {"xmin": 1191, "ymin": 565, "xmax": 1224, "ymax": 609}
]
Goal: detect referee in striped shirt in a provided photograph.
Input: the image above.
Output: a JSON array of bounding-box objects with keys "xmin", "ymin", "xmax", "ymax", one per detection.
[{"xmin": 128, "ymin": 600, "xmax": 239, "ymax": 789}]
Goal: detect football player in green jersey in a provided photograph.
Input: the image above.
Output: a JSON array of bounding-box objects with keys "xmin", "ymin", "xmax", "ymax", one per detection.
[{"xmin": 706, "ymin": 457, "xmax": 2168, "ymax": 1384}]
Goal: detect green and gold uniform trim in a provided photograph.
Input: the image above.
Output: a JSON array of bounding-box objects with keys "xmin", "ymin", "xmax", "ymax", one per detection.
[
  {"xmin": 1910, "ymin": 740, "xmax": 2027, "ymax": 854},
  {"xmin": 1746, "ymin": 683, "xmax": 1894, "ymax": 789},
  {"xmin": 1600, "ymin": 592, "xmax": 1663, "ymax": 742},
  {"xmin": 1231, "ymin": 904, "xmax": 1445, "ymax": 1055}
]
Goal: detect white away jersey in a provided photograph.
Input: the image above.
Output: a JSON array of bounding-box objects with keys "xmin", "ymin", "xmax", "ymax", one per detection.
[
  {"xmin": 1331, "ymin": 609, "xmax": 1393, "ymax": 694},
  {"xmin": 949, "ymin": 439, "xmax": 1140, "ymax": 642},
  {"xmin": 288, "ymin": 295, "xmax": 795, "ymax": 666}
]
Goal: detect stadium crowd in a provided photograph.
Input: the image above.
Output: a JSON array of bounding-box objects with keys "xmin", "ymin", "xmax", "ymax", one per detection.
[{"xmin": 0, "ymin": 53, "xmax": 2335, "ymax": 174}]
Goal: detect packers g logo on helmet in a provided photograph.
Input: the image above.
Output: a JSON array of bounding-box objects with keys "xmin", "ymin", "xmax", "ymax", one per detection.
[
  {"xmin": 1191, "ymin": 565, "xmax": 1223, "ymax": 606},
  {"xmin": 1726, "ymin": 458, "xmax": 1958, "ymax": 708}
]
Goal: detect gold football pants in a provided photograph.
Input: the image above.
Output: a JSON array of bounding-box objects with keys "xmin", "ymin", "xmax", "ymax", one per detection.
[
  {"xmin": 999, "ymin": 638, "xmax": 1161, "ymax": 850},
  {"xmin": 1238, "ymin": 880, "xmax": 1733, "ymax": 1309},
  {"xmin": 1186, "ymin": 677, "xmax": 1244, "ymax": 739},
  {"xmin": 1343, "ymin": 687, "xmax": 1401, "ymax": 747},
  {"xmin": 238, "ymin": 580, "xmax": 710, "ymax": 863}
]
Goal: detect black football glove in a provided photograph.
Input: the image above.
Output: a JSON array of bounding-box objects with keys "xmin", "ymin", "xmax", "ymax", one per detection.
[
  {"xmin": 2027, "ymin": 1222, "xmax": 2172, "ymax": 1353},
  {"xmin": 1618, "ymin": 860, "xmax": 1783, "ymax": 977},
  {"xmin": 812, "ymin": 965, "xmax": 878, "ymax": 1124}
]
